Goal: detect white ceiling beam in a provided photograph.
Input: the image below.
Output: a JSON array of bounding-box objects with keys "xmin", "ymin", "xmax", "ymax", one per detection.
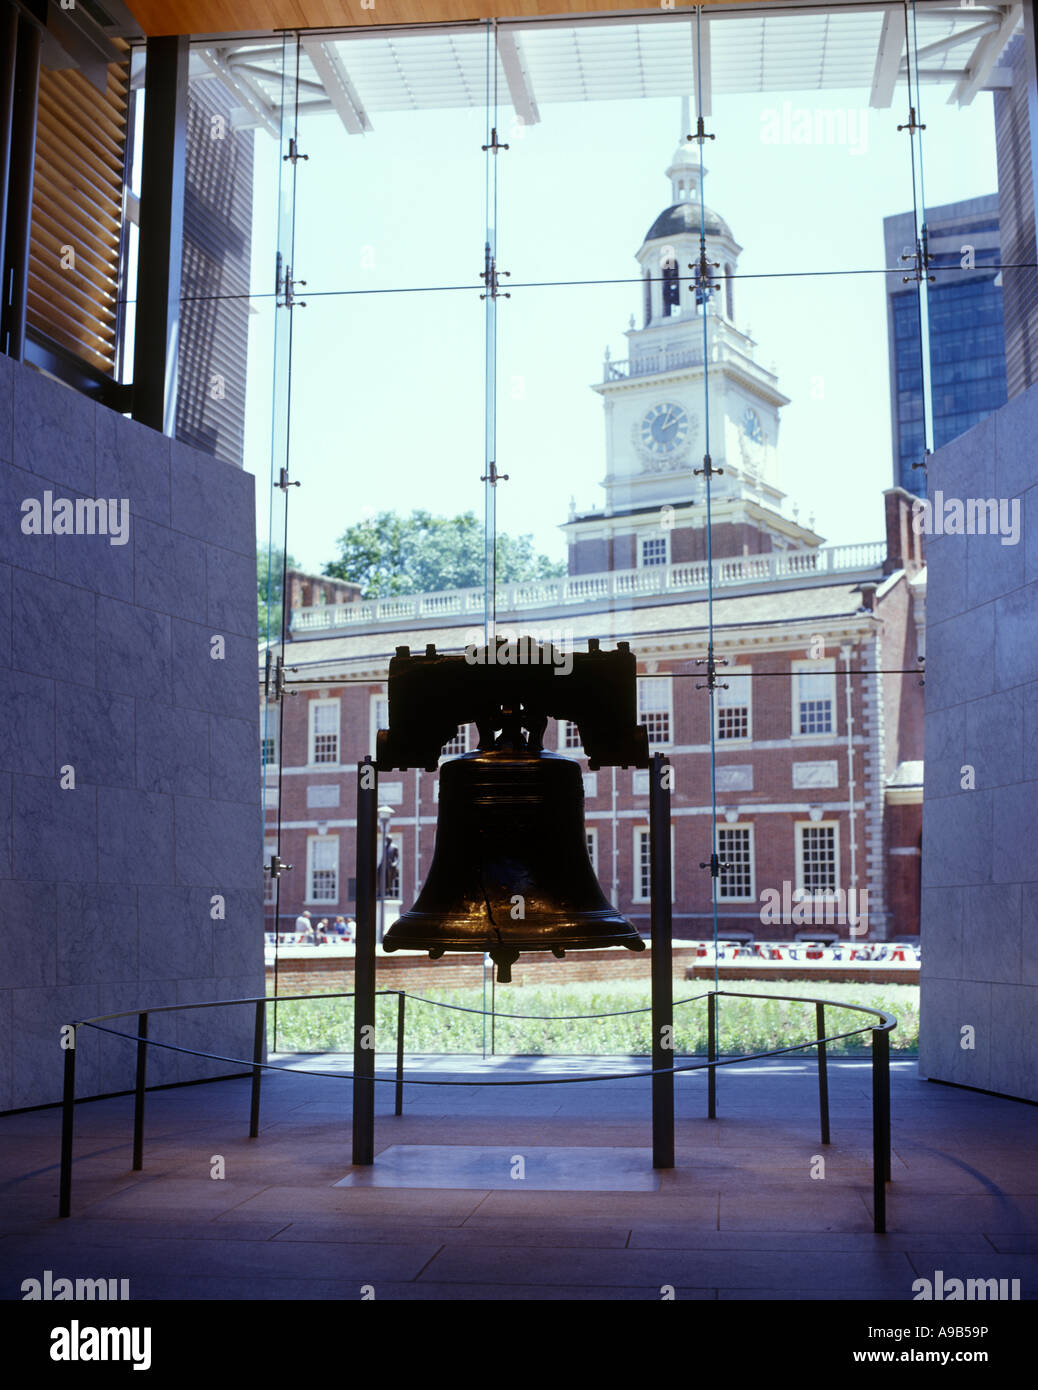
[
  {"xmin": 198, "ymin": 48, "xmax": 280, "ymax": 139},
  {"xmin": 910, "ymin": 21, "xmax": 1000, "ymax": 63},
  {"xmin": 870, "ymin": 10, "xmax": 905, "ymax": 108},
  {"xmin": 496, "ymin": 29, "xmax": 540, "ymax": 127},
  {"xmin": 300, "ymin": 36, "xmax": 372, "ymax": 135},
  {"xmin": 949, "ymin": 3, "xmax": 1022, "ymax": 104}
]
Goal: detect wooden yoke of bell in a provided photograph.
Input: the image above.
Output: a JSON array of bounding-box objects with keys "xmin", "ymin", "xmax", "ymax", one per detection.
[{"xmin": 375, "ymin": 638, "xmax": 650, "ymax": 771}]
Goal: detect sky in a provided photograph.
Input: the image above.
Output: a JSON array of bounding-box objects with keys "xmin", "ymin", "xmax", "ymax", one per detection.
[{"xmin": 234, "ymin": 40, "xmax": 1001, "ymax": 580}]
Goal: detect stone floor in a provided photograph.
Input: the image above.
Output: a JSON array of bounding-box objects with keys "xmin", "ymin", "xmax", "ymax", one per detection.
[{"xmin": 1, "ymin": 1054, "xmax": 1036, "ymax": 1300}]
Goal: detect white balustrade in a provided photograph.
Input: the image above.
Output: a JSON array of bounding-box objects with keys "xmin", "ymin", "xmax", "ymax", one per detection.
[{"xmin": 289, "ymin": 541, "xmax": 886, "ymax": 634}]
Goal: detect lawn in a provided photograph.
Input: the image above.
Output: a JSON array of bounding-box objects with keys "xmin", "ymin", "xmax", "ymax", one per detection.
[{"xmin": 267, "ymin": 978, "xmax": 919, "ymax": 1057}]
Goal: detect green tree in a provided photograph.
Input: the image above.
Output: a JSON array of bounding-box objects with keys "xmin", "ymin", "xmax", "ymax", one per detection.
[
  {"xmin": 258, "ymin": 547, "xmax": 298, "ymax": 640},
  {"xmin": 323, "ymin": 510, "xmax": 565, "ymax": 598}
]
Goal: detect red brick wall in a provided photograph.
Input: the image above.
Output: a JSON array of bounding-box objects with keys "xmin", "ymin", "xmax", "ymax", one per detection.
[
  {"xmin": 266, "ymin": 947, "xmax": 700, "ymax": 997},
  {"xmin": 267, "ymin": 632, "xmax": 921, "ymax": 941},
  {"xmin": 266, "ymin": 950, "xmax": 918, "ymax": 998}
]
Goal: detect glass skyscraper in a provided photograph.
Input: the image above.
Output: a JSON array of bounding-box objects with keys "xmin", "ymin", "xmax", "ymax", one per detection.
[{"xmin": 884, "ymin": 196, "xmax": 1008, "ymax": 497}]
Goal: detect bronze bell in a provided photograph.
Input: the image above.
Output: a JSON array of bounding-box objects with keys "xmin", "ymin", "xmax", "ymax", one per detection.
[{"xmin": 382, "ymin": 708, "xmax": 645, "ymax": 982}]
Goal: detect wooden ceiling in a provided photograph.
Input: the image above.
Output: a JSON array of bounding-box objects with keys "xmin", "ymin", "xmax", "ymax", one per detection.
[{"xmin": 124, "ymin": 0, "xmax": 762, "ymax": 38}]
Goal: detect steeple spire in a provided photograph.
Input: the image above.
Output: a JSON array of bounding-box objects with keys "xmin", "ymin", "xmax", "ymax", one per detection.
[{"xmin": 667, "ymin": 95, "xmax": 704, "ymax": 203}]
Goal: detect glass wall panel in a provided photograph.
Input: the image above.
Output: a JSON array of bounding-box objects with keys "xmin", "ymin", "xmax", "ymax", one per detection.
[{"xmin": 178, "ymin": 4, "xmax": 1024, "ymax": 1056}]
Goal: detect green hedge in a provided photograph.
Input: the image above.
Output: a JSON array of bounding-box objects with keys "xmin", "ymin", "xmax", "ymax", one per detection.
[{"xmin": 268, "ymin": 979, "xmax": 918, "ymax": 1057}]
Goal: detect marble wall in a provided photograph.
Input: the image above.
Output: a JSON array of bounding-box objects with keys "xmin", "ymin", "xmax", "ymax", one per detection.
[
  {"xmin": 0, "ymin": 354, "xmax": 264, "ymax": 1109},
  {"xmin": 919, "ymin": 383, "xmax": 1038, "ymax": 1101}
]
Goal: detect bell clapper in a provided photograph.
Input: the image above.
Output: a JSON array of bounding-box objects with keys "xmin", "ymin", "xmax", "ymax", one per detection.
[{"xmin": 490, "ymin": 948, "xmax": 520, "ymax": 984}]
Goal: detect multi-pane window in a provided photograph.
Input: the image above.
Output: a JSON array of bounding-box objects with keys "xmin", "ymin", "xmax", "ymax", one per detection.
[
  {"xmin": 560, "ymin": 719, "xmax": 583, "ymax": 751},
  {"xmin": 717, "ymin": 671, "xmax": 751, "ymax": 741},
  {"xmin": 307, "ymin": 836, "xmax": 339, "ymax": 903},
  {"xmin": 635, "ymin": 827, "xmax": 652, "ymax": 901},
  {"xmin": 798, "ymin": 824, "xmax": 838, "ymax": 895},
  {"xmin": 370, "ymin": 694, "xmax": 388, "ymax": 757},
  {"xmin": 640, "ymin": 536, "xmax": 668, "ymax": 567},
  {"xmin": 793, "ymin": 664, "xmax": 835, "ymax": 736},
  {"xmin": 309, "ymin": 699, "xmax": 340, "ymax": 764},
  {"xmin": 717, "ymin": 826, "xmax": 754, "ymax": 901},
  {"xmin": 261, "ymin": 736, "xmax": 276, "ymax": 766},
  {"xmin": 634, "ymin": 828, "xmax": 676, "ymax": 902},
  {"xmin": 586, "ymin": 828, "xmax": 598, "ymax": 874},
  {"xmin": 638, "ymin": 676, "xmax": 672, "ymax": 746},
  {"xmin": 441, "ymin": 725, "xmax": 469, "ymax": 757}
]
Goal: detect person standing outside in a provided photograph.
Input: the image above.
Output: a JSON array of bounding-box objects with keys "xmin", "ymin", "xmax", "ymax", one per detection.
[{"xmin": 295, "ymin": 908, "xmax": 312, "ymax": 944}]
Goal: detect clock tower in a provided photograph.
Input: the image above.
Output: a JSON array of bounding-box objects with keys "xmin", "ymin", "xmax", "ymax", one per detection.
[{"xmin": 564, "ymin": 112, "xmax": 821, "ymax": 575}]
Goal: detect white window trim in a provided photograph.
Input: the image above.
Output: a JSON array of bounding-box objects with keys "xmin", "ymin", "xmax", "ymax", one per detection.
[
  {"xmin": 795, "ymin": 819, "xmax": 841, "ymax": 899},
  {"xmin": 790, "ymin": 660, "xmax": 837, "ymax": 740},
  {"xmin": 716, "ymin": 823, "xmax": 756, "ymax": 903},
  {"xmin": 261, "ymin": 733, "xmax": 279, "ymax": 773},
  {"xmin": 308, "ymin": 697, "xmax": 341, "ymax": 767},
  {"xmin": 632, "ymin": 825, "xmax": 676, "ymax": 903},
  {"xmin": 716, "ymin": 665, "xmax": 753, "ymax": 744},
  {"xmin": 638, "ymin": 675, "xmax": 673, "ymax": 749},
  {"xmin": 558, "ymin": 718, "xmax": 584, "ymax": 754},
  {"xmin": 638, "ymin": 532, "xmax": 670, "ymax": 568},
  {"xmin": 369, "ymin": 692, "xmax": 388, "ymax": 762},
  {"xmin": 586, "ymin": 826, "xmax": 598, "ymax": 875},
  {"xmin": 306, "ymin": 833, "xmax": 340, "ymax": 905},
  {"xmin": 439, "ymin": 723, "xmax": 470, "ymax": 763}
]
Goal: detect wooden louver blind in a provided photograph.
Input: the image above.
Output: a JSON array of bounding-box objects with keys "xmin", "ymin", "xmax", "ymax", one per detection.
[{"xmin": 27, "ymin": 50, "xmax": 130, "ymax": 376}]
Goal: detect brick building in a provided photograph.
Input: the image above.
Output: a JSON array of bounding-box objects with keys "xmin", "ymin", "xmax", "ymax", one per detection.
[{"xmin": 262, "ymin": 133, "xmax": 926, "ymax": 944}]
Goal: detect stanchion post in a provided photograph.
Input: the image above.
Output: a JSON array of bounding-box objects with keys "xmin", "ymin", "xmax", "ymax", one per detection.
[
  {"xmin": 816, "ymin": 1001, "xmax": 830, "ymax": 1146},
  {"xmin": 395, "ymin": 991, "xmax": 405, "ymax": 1117},
  {"xmin": 249, "ymin": 1000, "xmax": 265, "ymax": 1138},
  {"xmin": 872, "ymin": 1026, "xmax": 888, "ymax": 1234},
  {"xmin": 353, "ymin": 757, "xmax": 378, "ymax": 1164},
  {"xmin": 881, "ymin": 1025, "xmax": 891, "ymax": 1182},
  {"xmin": 59, "ymin": 1027, "xmax": 77, "ymax": 1218},
  {"xmin": 649, "ymin": 751, "xmax": 674, "ymax": 1169},
  {"xmin": 707, "ymin": 991, "xmax": 717, "ymax": 1119},
  {"xmin": 132, "ymin": 1012, "xmax": 148, "ymax": 1170}
]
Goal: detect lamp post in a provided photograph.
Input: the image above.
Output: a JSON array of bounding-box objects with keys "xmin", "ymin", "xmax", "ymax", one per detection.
[{"xmin": 377, "ymin": 804, "xmax": 393, "ymax": 944}]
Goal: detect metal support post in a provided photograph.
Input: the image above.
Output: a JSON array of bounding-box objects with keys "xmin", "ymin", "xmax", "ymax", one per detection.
[
  {"xmin": 649, "ymin": 751, "xmax": 674, "ymax": 1169},
  {"xmin": 353, "ymin": 757, "xmax": 378, "ymax": 1164}
]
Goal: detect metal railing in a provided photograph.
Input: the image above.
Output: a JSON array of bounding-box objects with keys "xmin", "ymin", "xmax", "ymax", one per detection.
[
  {"xmin": 58, "ymin": 987, "xmax": 896, "ymax": 1232},
  {"xmin": 603, "ymin": 345, "xmax": 706, "ymax": 379},
  {"xmin": 289, "ymin": 542, "xmax": 887, "ymax": 634}
]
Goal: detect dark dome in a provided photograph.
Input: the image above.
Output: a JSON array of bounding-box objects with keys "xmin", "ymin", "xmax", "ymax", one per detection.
[{"xmin": 643, "ymin": 202, "xmax": 731, "ymax": 244}]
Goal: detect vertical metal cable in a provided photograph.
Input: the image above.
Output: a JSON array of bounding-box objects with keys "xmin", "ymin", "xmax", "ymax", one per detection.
[
  {"xmin": 693, "ymin": 8, "xmax": 721, "ymax": 993},
  {"xmin": 904, "ymin": 0, "xmax": 935, "ymax": 461},
  {"xmin": 266, "ymin": 33, "xmax": 305, "ymax": 1045},
  {"xmin": 483, "ymin": 20, "xmax": 500, "ymax": 646}
]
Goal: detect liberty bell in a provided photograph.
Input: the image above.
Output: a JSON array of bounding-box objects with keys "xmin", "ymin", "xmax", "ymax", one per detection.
[{"xmin": 378, "ymin": 638, "xmax": 648, "ymax": 982}]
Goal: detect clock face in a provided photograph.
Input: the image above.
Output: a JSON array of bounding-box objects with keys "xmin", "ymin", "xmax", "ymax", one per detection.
[
  {"xmin": 640, "ymin": 402, "xmax": 691, "ymax": 457},
  {"xmin": 742, "ymin": 408, "xmax": 765, "ymax": 445}
]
